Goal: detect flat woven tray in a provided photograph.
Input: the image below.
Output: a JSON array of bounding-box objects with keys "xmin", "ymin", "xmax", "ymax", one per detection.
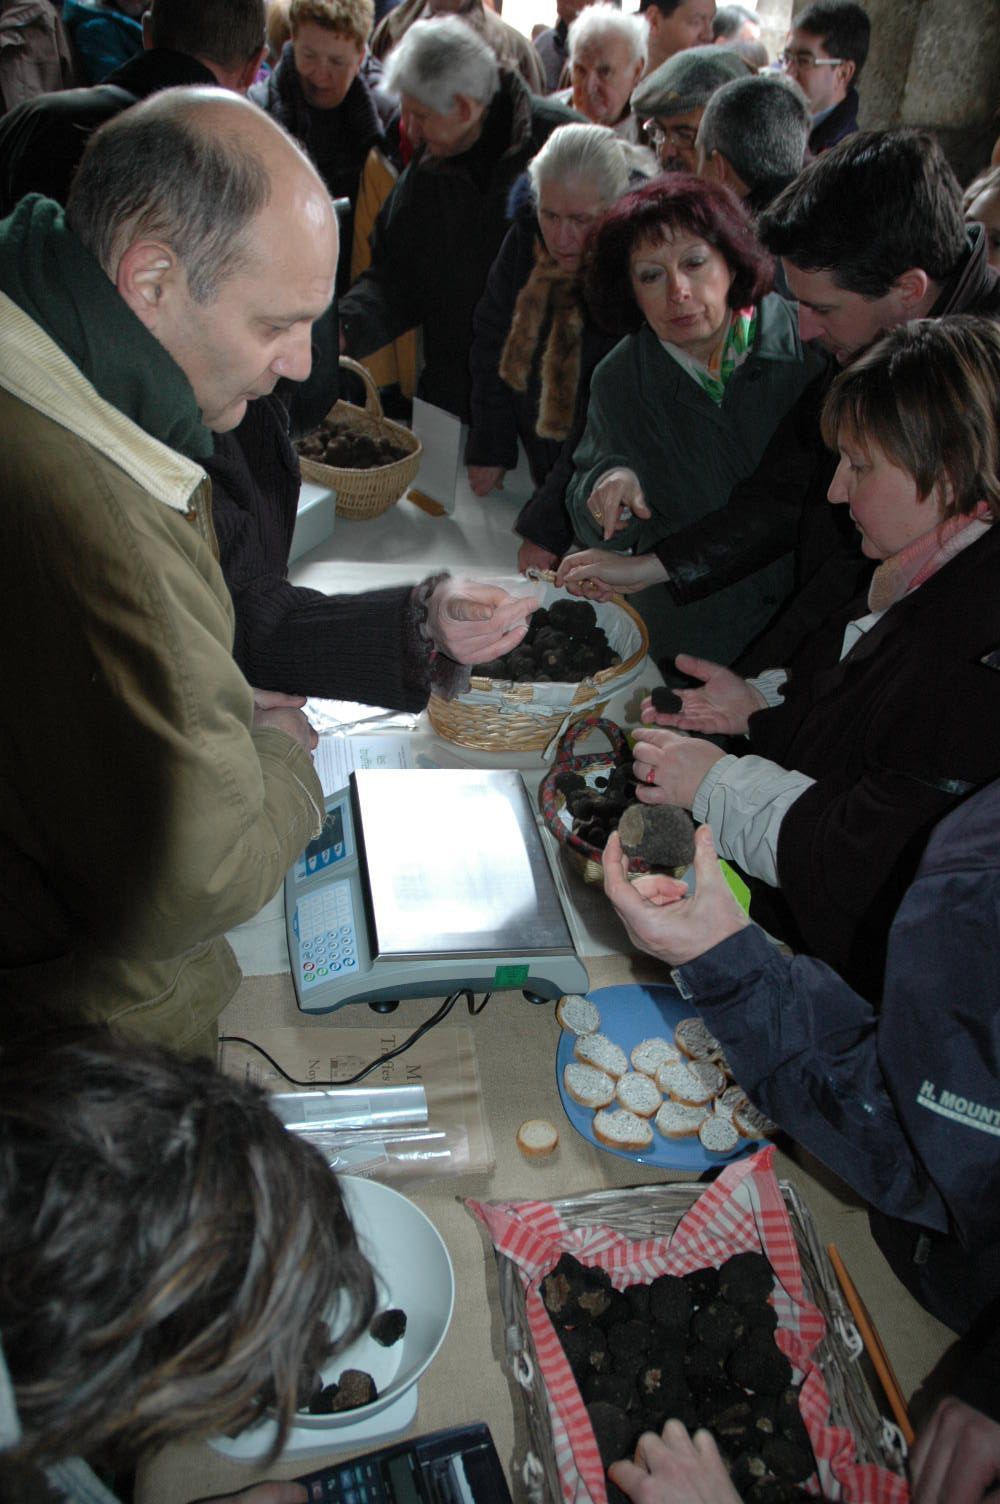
[{"xmin": 490, "ymin": 1179, "xmax": 905, "ymax": 1503}]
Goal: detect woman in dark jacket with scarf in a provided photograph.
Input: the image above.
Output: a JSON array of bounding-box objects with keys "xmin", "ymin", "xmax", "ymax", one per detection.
[
  {"xmin": 556, "ymin": 175, "xmax": 825, "ymax": 670},
  {"xmin": 466, "ymin": 123, "xmax": 652, "ymax": 572}
]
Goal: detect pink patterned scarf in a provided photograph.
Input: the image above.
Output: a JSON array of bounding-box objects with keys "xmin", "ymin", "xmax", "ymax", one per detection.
[{"xmin": 868, "ymin": 501, "xmax": 993, "ymax": 614}]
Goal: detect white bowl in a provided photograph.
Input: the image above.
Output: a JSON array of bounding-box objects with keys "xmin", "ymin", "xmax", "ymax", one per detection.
[{"xmin": 295, "ymin": 1175, "xmax": 455, "ymax": 1428}]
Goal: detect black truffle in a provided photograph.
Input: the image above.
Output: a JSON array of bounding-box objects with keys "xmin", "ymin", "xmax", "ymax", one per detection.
[
  {"xmin": 691, "ymin": 1299, "xmax": 746, "ymax": 1355},
  {"xmin": 649, "ymin": 1273, "xmax": 693, "ymax": 1331},
  {"xmin": 683, "ymin": 1266, "xmax": 720, "ymax": 1307},
  {"xmin": 587, "ymin": 1402, "xmax": 632, "ymax": 1470},
  {"xmin": 718, "ymin": 1252, "xmax": 775, "ymax": 1309},
  {"xmin": 583, "ymin": 1372, "xmax": 637, "ymax": 1412},
  {"xmin": 727, "ymin": 1339, "xmax": 794, "ymax": 1396},
  {"xmin": 650, "ymin": 686, "xmax": 683, "ymax": 714},
  {"xmin": 370, "ymin": 1308, "xmax": 407, "ymax": 1347}
]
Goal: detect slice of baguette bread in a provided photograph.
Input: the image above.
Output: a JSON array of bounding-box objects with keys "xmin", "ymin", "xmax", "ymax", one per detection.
[
  {"xmin": 574, "ymin": 1032, "xmax": 629, "ymax": 1079},
  {"xmin": 556, "ymin": 994, "xmax": 601, "ymax": 1035},
  {"xmin": 615, "ymin": 1071, "xmax": 662, "ymax": 1118},
  {"xmin": 674, "ymin": 1016, "xmax": 724, "ymax": 1061},
  {"xmin": 734, "ymin": 1099, "xmax": 778, "ymax": 1139},
  {"xmin": 516, "ymin": 1119, "xmax": 559, "ymax": 1157},
  {"xmin": 654, "ymin": 1100, "xmax": 707, "ymax": 1138},
  {"xmin": 699, "ymin": 1115, "xmax": 740, "ymax": 1156},
  {"xmin": 715, "ymin": 1085, "xmax": 749, "ymax": 1119},
  {"xmin": 630, "ymin": 1037, "xmax": 681, "ymax": 1077},
  {"xmin": 563, "ymin": 1062, "xmax": 616, "ymax": 1109},
  {"xmin": 655, "ymin": 1059, "xmax": 717, "ymax": 1106},
  {"xmin": 593, "ymin": 1107, "xmax": 654, "ymax": 1152}
]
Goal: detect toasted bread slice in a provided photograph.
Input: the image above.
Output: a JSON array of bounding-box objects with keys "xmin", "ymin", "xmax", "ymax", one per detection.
[
  {"xmin": 564, "ymin": 1062, "xmax": 616, "ymax": 1109},
  {"xmin": 593, "ymin": 1107, "xmax": 654, "ymax": 1152}
]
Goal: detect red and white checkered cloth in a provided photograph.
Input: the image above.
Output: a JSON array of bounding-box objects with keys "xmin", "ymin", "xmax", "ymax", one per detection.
[{"xmin": 469, "ymin": 1149, "xmax": 909, "ymax": 1504}]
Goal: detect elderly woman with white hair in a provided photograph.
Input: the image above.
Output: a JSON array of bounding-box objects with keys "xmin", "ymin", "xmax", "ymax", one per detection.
[
  {"xmin": 339, "ymin": 16, "xmax": 577, "ymax": 420},
  {"xmin": 467, "ymin": 122, "xmax": 656, "ymax": 571},
  {"xmin": 557, "ymin": 3, "xmax": 648, "ymax": 142}
]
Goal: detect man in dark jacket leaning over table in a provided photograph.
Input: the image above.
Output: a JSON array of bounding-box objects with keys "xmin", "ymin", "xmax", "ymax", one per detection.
[
  {"xmin": 0, "ymin": 88, "xmax": 533, "ymax": 1054},
  {"xmin": 339, "ymin": 16, "xmax": 578, "ymax": 420}
]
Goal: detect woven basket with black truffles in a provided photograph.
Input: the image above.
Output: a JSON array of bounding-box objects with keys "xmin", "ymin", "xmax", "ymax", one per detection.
[
  {"xmin": 542, "ymin": 1251, "xmax": 815, "ymax": 1503},
  {"xmin": 540, "ymin": 717, "xmax": 695, "ymax": 885}
]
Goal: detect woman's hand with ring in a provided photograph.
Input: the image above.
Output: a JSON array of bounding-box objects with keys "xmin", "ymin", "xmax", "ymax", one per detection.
[
  {"xmin": 584, "ymin": 468, "xmax": 651, "ymax": 540},
  {"xmin": 632, "ymin": 728, "xmax": 725, "ymax": 809}
]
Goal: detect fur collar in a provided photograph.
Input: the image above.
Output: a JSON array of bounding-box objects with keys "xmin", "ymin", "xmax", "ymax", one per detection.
[{"xmin": 499, "ymin": 240, "xmax": 584, "ymax": 440}]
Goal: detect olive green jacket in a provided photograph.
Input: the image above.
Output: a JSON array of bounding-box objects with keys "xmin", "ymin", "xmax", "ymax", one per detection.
[
  {"xmin": 566, "ymin": 294, "xmax": 826, "ymax": 667},
  {"xmin": 0, "ymin": 292, "xmax": 324, "ymax": 1049}
]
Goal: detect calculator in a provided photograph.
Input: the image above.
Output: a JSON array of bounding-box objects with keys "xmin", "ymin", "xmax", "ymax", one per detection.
[{"xmin": 296, "ymin": 1422, "xmax": 512, "ymax": 1504}]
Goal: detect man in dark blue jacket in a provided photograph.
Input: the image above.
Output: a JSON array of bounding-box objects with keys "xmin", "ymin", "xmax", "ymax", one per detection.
[
  {"xmin": 778, "ymin": 0, "xmax": 869, "ymax": 155},
  {"xmin": 603, "ymin": 775, "xmax": 1000, "ymax": 1335}
]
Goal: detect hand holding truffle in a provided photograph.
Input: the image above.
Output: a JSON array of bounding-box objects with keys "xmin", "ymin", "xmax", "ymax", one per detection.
[
  {"xmin": 609, "ymin": 1419, "xmax": 742, "ymax": 1504},
  {"xmin": 642, "ymin": 656, "xmax": 767, "ymax": 735},
  {"xmin": 426, "ymin": 579, "xmax": 535, "ymax": 664},
  {"xmin": 632, "ymin": 728, "xmax": 725, "ymax": 810},
  {"xmin": 555, "ymin": 548, "xmax": 668, "ymax": 601},
  {"xmin": 603, "ymin": 826, "xmax": 748, "ymax": 969}
]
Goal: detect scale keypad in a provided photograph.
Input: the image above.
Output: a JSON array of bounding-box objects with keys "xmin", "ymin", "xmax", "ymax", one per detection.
[{"xmin": 296, "ymin": 879, "xmax": 360, "ymax": 991}]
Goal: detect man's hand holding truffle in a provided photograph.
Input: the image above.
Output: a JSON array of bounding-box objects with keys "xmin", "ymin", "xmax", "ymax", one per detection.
[
  {"xmin": 641, "ymin": 656, "xmax": 767, "ymax": 735},
  {"xmin": 425, "ymin": 579, "xmax": 535, "ymax": 664},
  {"xmin": 603, "ymin": 826, "xmax": 748, "ymax": 969},
  {"xmin": 609, "ymin": 1419, "xmax": 742, "ymax": 1504},
  {"xmin": 632, "ymin": 729, "xmax": 725, "ymax": 811}
]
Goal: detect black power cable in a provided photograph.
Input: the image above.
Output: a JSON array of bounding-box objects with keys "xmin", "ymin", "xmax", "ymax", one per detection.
[{"xmin": 219, "ymin": 988, "xmax": 492, "ymax": 1087}]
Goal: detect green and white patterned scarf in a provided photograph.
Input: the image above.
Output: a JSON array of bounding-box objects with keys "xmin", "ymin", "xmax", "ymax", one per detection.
[{"xmin": 662, "ymin": 305, "xmax": 758, "ymax": 405}]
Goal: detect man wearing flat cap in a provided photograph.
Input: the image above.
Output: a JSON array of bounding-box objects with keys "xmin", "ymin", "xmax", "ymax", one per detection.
[{"xmin": 630, "ymin": 41, "xmax": 745, "ymax": 171}]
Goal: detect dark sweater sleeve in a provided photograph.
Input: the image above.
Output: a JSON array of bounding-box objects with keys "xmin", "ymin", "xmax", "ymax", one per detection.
[
  {"xmin": 207, "ymin": 401, "xmax": 432, "ymax": 711},
  {"xmin": 654, "ymin": 370, "xmax": 831, "ymax": 604},
  {"xmin": 338, "ymin": 173, "xmax": 423, "ymax": 358},
  {"xmin": 465, "ymin": 223, "xmax": 524, "ymax": 470}
]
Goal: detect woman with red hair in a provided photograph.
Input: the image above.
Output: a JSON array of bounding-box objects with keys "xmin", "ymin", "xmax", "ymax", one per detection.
[{"xmin": 556, "ymin": 175, "xmax": 825, "ymax": 673}]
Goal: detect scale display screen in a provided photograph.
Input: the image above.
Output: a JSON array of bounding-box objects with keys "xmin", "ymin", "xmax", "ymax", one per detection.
[{"xmin": 353, "ymin": 769, "xmax": 573, "ymax": 961}]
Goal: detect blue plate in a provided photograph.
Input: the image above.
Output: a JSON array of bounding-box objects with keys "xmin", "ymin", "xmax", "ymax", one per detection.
[{"xmin": 556, "ymin": 984, "xmax": 763, "ymax": 1170}]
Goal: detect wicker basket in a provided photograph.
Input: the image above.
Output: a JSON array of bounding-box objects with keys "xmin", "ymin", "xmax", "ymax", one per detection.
[
  {"xmin": 538, "ymin": 717, "xmax": 649, "ymax": 885},
  {"xmin": 493, "ymin": 1181, "xmax": 905, "ymax": 1504},
  {"xmin": 427, "ymin": 580, "xmax": 649, "ymax": 755},
  {"xmin": 298, "ymin": 355, "xmax": 422, "ymax": 520}
]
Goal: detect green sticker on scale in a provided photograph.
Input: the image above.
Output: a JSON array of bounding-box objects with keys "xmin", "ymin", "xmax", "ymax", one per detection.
[{"xmin": 493, "ymin": 964, "xmax": 530, "ymax": 987}]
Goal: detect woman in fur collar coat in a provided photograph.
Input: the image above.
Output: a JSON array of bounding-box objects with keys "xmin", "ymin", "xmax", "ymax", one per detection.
[{"xmin": 466, "ymin": 123, "xmax": 653, "ymax": 572}]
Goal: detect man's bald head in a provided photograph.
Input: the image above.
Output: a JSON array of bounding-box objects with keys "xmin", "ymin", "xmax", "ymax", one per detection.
[{"xmin": 67, "ymin": 88, "xmax": 335, "ymax": 303}]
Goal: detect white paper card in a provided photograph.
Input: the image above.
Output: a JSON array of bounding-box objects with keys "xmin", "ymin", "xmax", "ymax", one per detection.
[
  {"xmin": 409, "ymin": 397, "xmax": 465, "ymax": 515},
  {"xmin": 314, "ymin": 733, "xmax": 413, "ymax": 797}
]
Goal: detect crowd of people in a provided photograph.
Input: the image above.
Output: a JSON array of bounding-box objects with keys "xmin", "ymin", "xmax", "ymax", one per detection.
[{"xmin": 1, "ymin": 0, "xmax": 999, "ymax": 1500}]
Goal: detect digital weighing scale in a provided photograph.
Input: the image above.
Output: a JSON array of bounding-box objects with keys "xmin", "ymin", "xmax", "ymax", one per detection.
[{"xmin": 285, "ymin": 768, "xmax": 588, "ymax": 1014}]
